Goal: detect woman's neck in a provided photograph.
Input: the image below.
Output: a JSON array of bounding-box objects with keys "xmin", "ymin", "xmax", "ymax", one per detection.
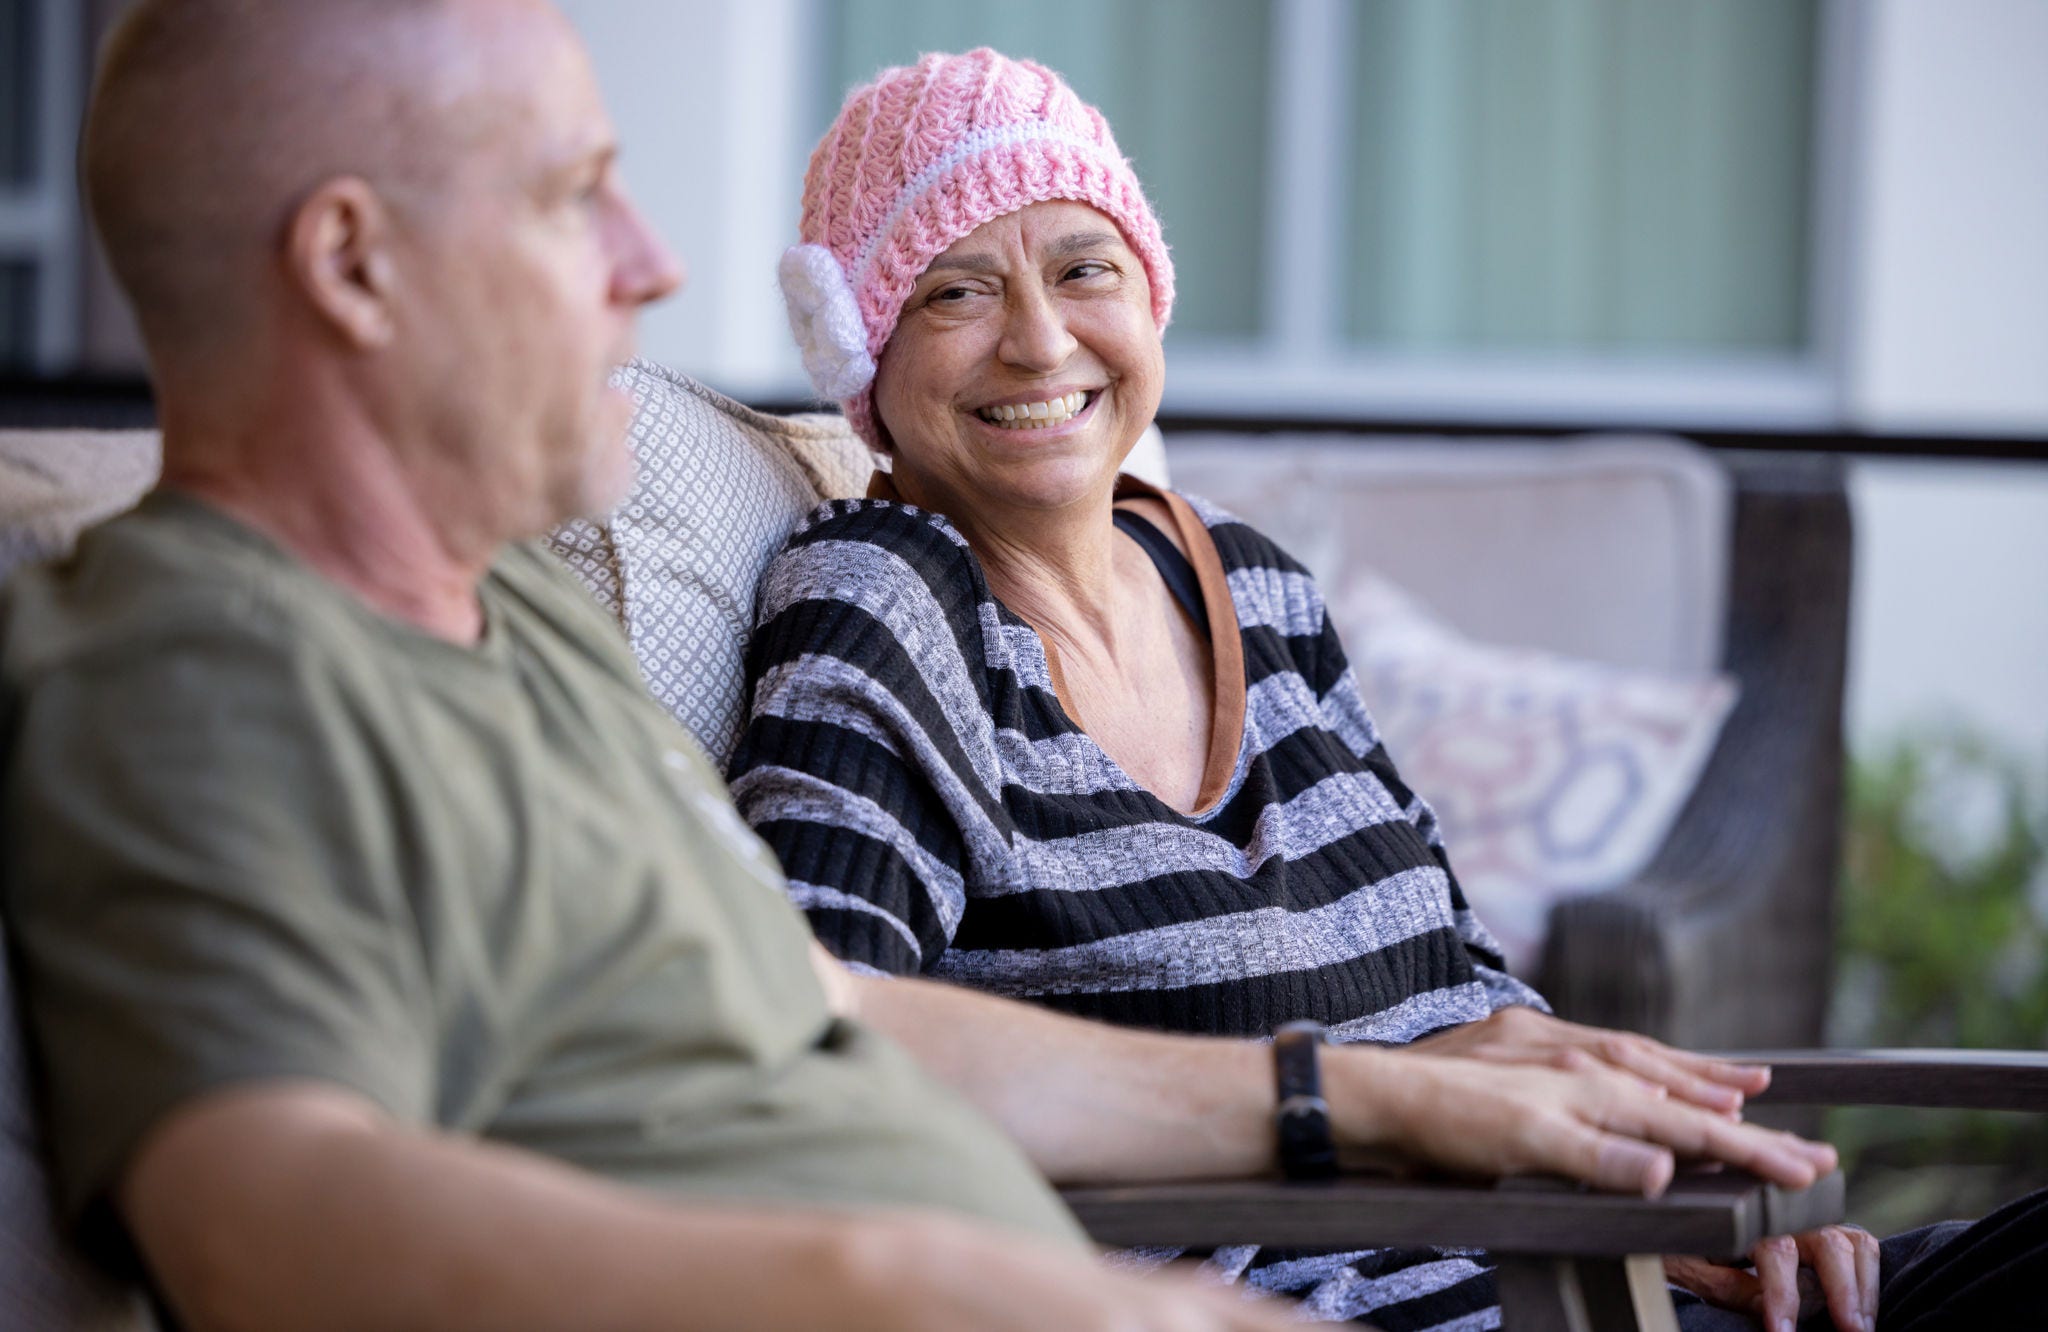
[{"xmin": 888, "ymin": 468, "xmax": 1129, "ymax": 654}]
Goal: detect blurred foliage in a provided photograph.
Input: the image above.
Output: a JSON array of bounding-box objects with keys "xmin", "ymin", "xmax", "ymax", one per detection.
[{"xmin": 1826, "ymin": 729, "xmax": 2048, "ymax": 1234}]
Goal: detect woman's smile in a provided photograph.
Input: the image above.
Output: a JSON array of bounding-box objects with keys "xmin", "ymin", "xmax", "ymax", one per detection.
[{"xmin": 973, "ymin": 389, "xmax": 1093, "ymax": 429}]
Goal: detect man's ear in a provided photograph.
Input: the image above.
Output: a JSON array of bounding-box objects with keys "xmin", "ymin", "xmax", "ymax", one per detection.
[{"xmin": 284, "ymin": 176, "xmax": 401, "ymax": 350}]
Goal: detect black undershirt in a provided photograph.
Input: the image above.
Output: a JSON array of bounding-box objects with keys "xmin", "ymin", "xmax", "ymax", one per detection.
[{"xmin": 1112, "ymin": 508, "xmax": 1210, "ymax": 640}]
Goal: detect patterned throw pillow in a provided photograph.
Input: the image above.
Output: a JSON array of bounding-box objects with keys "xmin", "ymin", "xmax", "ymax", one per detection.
[
  {"xmin": 548, "ymin": 361, "xmax": 872, "ymax": 763},
  {"xmin": 1332, "ymin": 571, "xmax": 1739, "ymax": 976}
]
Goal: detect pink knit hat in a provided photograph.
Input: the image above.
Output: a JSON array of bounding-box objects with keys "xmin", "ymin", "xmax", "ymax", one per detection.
[{"xmin": 780, "ymin": 49, "xmax": 1175, "ymax": 448}]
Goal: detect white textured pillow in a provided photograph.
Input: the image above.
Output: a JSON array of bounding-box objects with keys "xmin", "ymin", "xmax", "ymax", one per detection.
[
  {"xmin": 1333, "ymin": 571, "xmax": 1738, "ymax": 976},
  {"xmin": 548, "ymin": 358, "xmax": 868, "ymax": 762},
  {"xmin": 550, "ymin": 362, "xmax": 1172, "ymax": 764},
  {"xmin": 548, "ymin": 361, "xmax": 872, "ymax": 764}
]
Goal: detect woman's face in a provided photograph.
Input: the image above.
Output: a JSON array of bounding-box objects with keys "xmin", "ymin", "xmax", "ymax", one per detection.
[{"xmin": 872, "ymin": 200, "xmax": 1165, "ymax": 529}]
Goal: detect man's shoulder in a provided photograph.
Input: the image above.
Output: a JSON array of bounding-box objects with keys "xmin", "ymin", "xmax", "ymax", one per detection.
[{"xmin": 1, "ymin": 490, "xmax": 328, "ymax": 688}]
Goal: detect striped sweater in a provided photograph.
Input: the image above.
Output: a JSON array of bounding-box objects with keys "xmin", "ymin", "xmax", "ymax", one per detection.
[
  {"xmin": 730, "ymin": 490, "xmax": 1546, "ymax": 1327},
  {"xmin": 732, "ymin": 490, "xmax": 1541, "ymax": 1029}
]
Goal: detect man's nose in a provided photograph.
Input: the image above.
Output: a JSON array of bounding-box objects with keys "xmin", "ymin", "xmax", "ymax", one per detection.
[{"xmin": 613, "ymin": 190, "xmax": 685, "ymax": 306}]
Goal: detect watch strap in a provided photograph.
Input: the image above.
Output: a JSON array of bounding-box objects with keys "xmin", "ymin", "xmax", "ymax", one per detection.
[{"xmin": 1273, "ymin": 1019, "xmax": 1338, "ymax": 1181}]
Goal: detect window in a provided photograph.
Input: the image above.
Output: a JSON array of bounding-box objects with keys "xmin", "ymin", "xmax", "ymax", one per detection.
[
  {"xmin": 819, "ymin": 0, "xmax": 1274, "ymax": 340},
  {"xmin": 810, "ymin": 0, "xmax": 1832, "ymax": 423},
  {"xmin": 0, "ymin": 0, "xmax": 84, "ymax": 374}
]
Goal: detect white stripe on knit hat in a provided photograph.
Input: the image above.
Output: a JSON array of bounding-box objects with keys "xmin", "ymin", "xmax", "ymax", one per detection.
[{"xmin": 847, "ymin": 120, "xmax": 1112, "ymax": 286}]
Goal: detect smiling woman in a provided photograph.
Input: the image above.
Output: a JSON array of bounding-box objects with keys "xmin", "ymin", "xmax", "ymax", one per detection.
[
  {"xmin": 724, "ymin": 46, "xmax": 2035, "ymax": 1332},
  {"xmin": 732, "ymin": 49, "xmax": 1554, "ymax": 1324}
]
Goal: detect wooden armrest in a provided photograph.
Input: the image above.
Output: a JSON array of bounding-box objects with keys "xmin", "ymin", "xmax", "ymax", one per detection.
[
  {"xmin": 1726, "ymin": 1049, "xmax": 2048, "ymax": 1111},
  {"xmin": 1060, "ymin": 1168, "xmax": 1843, "ymax": 1263}
]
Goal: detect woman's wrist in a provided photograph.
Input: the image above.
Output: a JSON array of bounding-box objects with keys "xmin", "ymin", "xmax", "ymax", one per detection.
[{"xmin": 1318, "ymin": 1042, "xmax": 1423, "ymax": 1165}]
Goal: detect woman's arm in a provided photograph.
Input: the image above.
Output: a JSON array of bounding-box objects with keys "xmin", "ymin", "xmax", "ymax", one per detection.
[
  {"xmin": 837, "ymin": 961, "xmax": 1837, "ymax": 1195},
  {"xmin": 731, "ymin": 507, "xmax": 999, "ymax": 974}
]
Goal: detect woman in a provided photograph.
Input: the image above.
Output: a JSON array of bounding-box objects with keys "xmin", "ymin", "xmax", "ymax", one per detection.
[{"xmin": 735, "ymin": 49, "xmax": 2022, "ymax": 1331}]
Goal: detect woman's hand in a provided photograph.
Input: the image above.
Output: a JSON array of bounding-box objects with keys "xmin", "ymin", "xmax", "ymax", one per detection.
[
  {"xmin": 1408, "ymin": 1005, "xmax": 1770, "ymax": 1116},
  {"xmin": 1327, "ymin": 1046, "xmax": 1836, "ymax": 1196},
  {"xmin": 1666, "ymin": 1225, "xmax": 1880, "ymax": 1332}
]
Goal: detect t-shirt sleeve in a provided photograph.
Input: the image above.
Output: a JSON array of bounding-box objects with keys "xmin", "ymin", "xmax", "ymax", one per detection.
[
  {"xmin": 728, "ymin": 512, "xmax": 1000, "ymax": 976},
  {"xmin": 1, "ymin": 624, "xmax": 437, "ymax": 1233}
]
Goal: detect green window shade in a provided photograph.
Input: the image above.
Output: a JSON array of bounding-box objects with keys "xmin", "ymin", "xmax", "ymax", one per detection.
[
  {"xmin": 1345, "ymin": 0, "xmax": 1818, "ymax": 354},
  {"xmin": 820, "ymin": 0, "xmax": 1272, "ymax": 339}
]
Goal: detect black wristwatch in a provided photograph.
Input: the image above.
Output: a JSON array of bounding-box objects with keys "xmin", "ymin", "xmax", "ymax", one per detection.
[{"xmin": 1273, "ymin": 1020, "xmax": 1338, "ymax": 1180}]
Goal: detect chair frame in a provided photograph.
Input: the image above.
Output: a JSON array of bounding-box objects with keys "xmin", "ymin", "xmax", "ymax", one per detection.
[{"xmin": 1062, "ymin": 1050, "xmax": 2048, "ymax": 1331}]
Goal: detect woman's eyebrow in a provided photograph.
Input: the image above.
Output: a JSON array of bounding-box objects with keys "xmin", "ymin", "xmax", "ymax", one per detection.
[
  {"xmin": 924, "ymin": 251, "xmax": 1004, "ymax": 275},
  {"xmin": 925, "ymin": 230, "xmax": 1126, "ymax": 277},
  {"xmin": 1047, "ymin": 229, "xmax": 1123, "ymax": 258}
]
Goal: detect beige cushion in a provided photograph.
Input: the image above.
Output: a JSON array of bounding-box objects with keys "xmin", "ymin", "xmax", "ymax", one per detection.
[
  {"xmin": 1164, "ymin": 433, "xmax": 1730, "ymax": 676},
  {"xmin": 0, "ymin": 431, "xmax": 161, "ymax": 585}
]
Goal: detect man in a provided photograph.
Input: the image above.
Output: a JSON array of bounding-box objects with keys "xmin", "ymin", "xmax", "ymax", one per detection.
[{"xmin": 0, "ymin": 3, "xmax": 1839, "ymax": 1329}]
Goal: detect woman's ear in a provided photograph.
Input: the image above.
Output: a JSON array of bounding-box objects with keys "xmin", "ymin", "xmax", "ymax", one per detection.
[{"xmin": 283, "ymin": 175, "xmax": 399, "ymax": 350}]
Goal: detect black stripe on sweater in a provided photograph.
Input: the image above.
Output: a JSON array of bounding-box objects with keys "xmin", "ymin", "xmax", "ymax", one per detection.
[
  {"xmin": 1357, "ymin": 1267, "xmax": 1498, "ymax": 1332},
  {"xmin": 756, "ymin": 816, "xmax": 956, "ymax": 966},
  {"xmin": 780, "ymin": 502, "xmax": 992, "ymax": 689},
  {"xmin": 731, "ymin": 715, "xmax": 975, "ymax": 866},
  {"xmin": 948, "ymin": 821, "xmax": 1446, "ymax": 954},
  {"xmin": 744, "ymin": 599, "xmax": 1004, "ymax": 830}
]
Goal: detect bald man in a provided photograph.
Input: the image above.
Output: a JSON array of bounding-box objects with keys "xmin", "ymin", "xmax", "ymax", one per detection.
[{"xmin": 0, "ymin": 4, "xmax": 1849, "ymax": 1331}]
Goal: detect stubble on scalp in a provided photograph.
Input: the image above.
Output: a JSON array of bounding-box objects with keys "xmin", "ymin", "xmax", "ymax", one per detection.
[{"xmin": 82, "ymin": 0, "xmax": 510, "ymax": 364}]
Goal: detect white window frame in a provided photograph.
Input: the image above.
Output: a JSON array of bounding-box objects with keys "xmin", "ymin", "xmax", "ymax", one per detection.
[{"xmin": 0, "ymin": 0, "xmax": 84, "ymax": 372}]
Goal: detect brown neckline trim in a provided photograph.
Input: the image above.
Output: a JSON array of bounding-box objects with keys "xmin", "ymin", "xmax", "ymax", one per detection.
[
  {"xmin": 865, "ymin": 470, "xmax": 1246, "ymax": 818},
  {"xmin": 1128, "ymin": 478, "xmax": 1246, "ymax": 815}
]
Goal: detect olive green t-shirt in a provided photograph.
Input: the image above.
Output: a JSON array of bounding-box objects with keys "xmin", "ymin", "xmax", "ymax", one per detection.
[{"xmin": 0, "ymin": 490, "xmax": 1080, "ymax": 1251}]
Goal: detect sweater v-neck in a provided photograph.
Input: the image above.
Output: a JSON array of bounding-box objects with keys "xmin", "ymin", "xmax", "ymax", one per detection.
[{"xmin": 863, "ymin": 471, "xmax": 1248, "ymax": 818}]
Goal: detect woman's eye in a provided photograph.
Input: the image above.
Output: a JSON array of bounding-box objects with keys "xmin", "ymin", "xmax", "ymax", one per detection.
[
  {"xmin": 1064, "ymin": 261, "xmax": 1112, "ymax": 283},
  {"xmin": 928, "ymin": 285, "xmax": 973, "ymax": 304}
]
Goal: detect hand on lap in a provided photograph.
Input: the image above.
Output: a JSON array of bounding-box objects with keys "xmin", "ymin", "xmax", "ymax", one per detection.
[{"xmin": 1666, "ymin": 1225, "xmax": 1880, "ymax": 1332}]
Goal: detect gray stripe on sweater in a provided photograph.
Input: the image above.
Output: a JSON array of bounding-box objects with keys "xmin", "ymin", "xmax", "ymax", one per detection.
[{"xmin": 928, "ymin": 867, "xmax": 1456, "ymax": 997}]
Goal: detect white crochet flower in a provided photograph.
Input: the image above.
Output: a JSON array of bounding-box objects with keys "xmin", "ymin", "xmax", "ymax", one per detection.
[{"xmin": 778, "ymin": 244, "xmax": 875, "ymax": 400}]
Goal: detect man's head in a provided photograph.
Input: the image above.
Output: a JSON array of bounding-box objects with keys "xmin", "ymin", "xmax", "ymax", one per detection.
[{"xmin": 84, "ymin": 0, "xmax": 682, "ymax": 548}]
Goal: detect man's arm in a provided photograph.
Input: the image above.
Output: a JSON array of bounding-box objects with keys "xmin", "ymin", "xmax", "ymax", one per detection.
[
  {"xmin": 835, "ymin": 958, "xmax": 1837, "ymax": 1196},
  {"xmin": 122, "ymin": 1080, "xmax": 1294, "ymax": 1332}
]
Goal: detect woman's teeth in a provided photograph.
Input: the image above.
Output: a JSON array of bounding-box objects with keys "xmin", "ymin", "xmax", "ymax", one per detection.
[{"xmin": 977, "ymin": 391, "xmax": 1088, "ymax": 429}]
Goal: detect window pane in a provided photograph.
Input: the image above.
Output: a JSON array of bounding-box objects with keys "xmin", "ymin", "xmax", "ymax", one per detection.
[
  {"xmin": 1, "ymin": 0, "xmax": 35, "ymax": 185},
  {"xmin": 1344, "ymin": 0, "xmax": 1817, "ymax": 354},
  {"xmin": 819, "ymin": 0, "xmax": 1272, "ymax": 339}
]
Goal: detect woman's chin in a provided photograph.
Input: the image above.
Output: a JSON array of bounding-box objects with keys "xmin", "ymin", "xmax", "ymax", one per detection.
[{"xmin": 975, "ymin": 459, "xmax": 1125, "ymax": 519}]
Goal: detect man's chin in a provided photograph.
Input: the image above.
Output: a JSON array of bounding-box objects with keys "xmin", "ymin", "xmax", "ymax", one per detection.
[{"xmin": 568, "ymin": 438, "xmax": 638, "ymax": 523}]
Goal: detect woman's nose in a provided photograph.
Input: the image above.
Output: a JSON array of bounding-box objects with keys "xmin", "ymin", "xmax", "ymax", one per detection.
[{"xmin": 996, "ymin": 284, "xmax": 1078, "ymax": 372}]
